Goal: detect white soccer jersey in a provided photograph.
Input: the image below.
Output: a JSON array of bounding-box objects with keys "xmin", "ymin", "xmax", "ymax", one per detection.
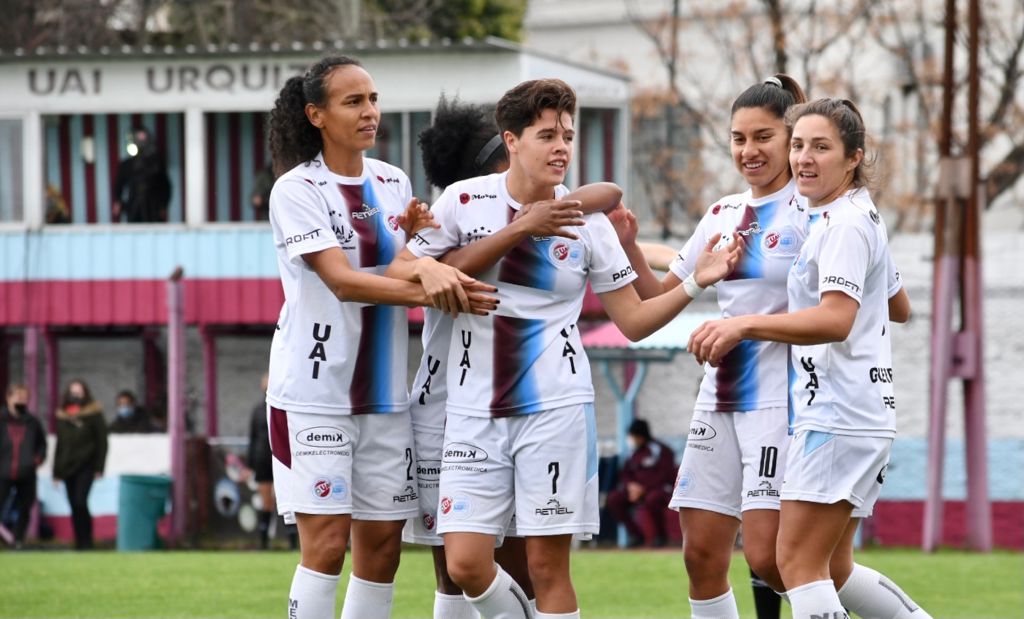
[
  {"xmin": 407, "ymin": 171, "xmax": 638, "ymax": 418},
  {"xmin": 410, "ymin": 308, "xmax": 452, "ymax": 432},
  {"xmin": 787, "ymin": 188, "xmax": 897, "ymax": 437},
  {"xmin": 670, "ymin": 180, "xmax": 805, "ymax": 412},
  {"xmin": 266, "ymin": 155, "xmax": 412, "ymax": 415}
]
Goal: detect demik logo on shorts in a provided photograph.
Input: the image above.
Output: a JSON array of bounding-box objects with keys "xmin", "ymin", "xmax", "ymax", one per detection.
[
  {"xmin": 443, "ymin": 442, "xmax": 488, "ymax": 463},
  {"xmin": 296, "ymin": 426, "xmax": 351, "ymax": 448},
  {"xmin": 688, "ymin": 420, "xmax": 717, "ymax": 441},
  {"xmin": 417, "ymin": 460, "xmax": 442, "ymax": 482}
]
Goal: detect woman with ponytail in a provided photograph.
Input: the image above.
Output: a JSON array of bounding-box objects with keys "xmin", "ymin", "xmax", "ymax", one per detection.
[
  {"xmin": 620, "ymin": 74, "xmax": 811, "ymax": 619},
  {"xmin": 264, "ymin": 56, "xmax": 496, "ymax": 619}
]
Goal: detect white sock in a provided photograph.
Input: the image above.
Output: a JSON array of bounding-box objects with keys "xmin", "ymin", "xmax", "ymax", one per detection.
[
  {"xmin": 689, "ymin": 588, "xmax": 739, "ymax": 619},
  {"xmin": 837, "ymin": 564, "xmax": 932, "ymax": 619},
  {"xmin": 787, "ymin": 579, "xmax": 847, "ymax": 619},
  {"xmin": 464, "ymin": 565, "xmax": 532, "ymax": 619},
  {"xmin": 535, "ymin": 611, "xmax": 580, "ymax": 618},
  {"xmin": 435, "ymin": 591, "xmax": 478, "ymax": 619},
  {"xmin": 339, "ymin": 574, "xmax": 394, "ymax": 619},
  {"xmin": 288, "ymin": 565, "xmax": 340, "ymax": 619}
]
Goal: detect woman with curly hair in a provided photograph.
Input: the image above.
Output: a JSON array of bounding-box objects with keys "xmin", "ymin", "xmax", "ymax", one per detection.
[{"xmin": 264, "ymin": 56, "xmax": 496, "ymax": 619}]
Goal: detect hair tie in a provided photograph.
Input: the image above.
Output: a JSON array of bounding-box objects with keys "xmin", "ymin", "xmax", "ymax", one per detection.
[
  {"xmin": 474, "ymin": 134, "xmax": 504, "ymax": 172},
  {"xmin": 764, "ymin": 76, "xmax": 783, "ymax": 88}
]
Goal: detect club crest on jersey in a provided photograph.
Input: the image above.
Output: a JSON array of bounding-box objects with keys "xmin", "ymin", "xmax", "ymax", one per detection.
[
  {"xmin": 386, "ymin": 214, "xmax": 403, "ymax": 235},
  {"xmin": 762, "ymin": 228, "xmax": 797, "ymax": 252},
  {"xmin": 548, "ymin": 240, "xmax": 583, "ymax": 267}
]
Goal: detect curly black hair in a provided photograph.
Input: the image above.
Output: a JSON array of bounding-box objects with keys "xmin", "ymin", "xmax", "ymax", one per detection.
[
  {"xmin": 269, "ymin": 55, "xmax": 362, "ymax": 176},
  {"xmin": 418, "ymin": 95, "xmax": 507, "ymax": 189}
]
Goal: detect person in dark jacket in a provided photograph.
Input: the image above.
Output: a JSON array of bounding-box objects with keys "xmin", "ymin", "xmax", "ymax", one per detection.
[
  {"xmin": 112, "ymin": 126, "xmax": 171, "ymax": 223},
  {"xmin": 606, "ymin": 419, "xmax": 678, "ymax": 547},
  {"xmin": 0, "ymin": 384, "xmax": 47, "ymax": 548},
  {"xmin": 107, "ymin": 390, "xmax": 159, "ymax": 434},
  {"xmin": 53, "ymin": 379, "xmax": 108, "ymax": 550}
]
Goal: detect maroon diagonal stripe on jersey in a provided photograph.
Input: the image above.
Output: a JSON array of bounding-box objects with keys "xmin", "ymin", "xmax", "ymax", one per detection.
[
  {"xmin": 340, "ymin": 182, "xmax": 380, "ymax": 267},
  {"xmin": 725, "ymin": 205, "xmax": 758, "ymax": 281},
  {"xmin": 269, "ymin": 406, "xmax": 291, "ymax": 469}
]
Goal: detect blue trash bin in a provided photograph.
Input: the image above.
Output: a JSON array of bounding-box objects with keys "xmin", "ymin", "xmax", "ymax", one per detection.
[{"xmin": 117, "ymin": 475, "xmax": 172, "ymax": 551}]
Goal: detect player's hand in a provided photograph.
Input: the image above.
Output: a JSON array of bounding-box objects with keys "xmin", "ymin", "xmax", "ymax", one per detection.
[
  {"xmin": 415, "ymin": 258, "xmax": 497, "ymax": 318},
  {"xmin": 397, "ymin": 198, "xmax": 438, "ymax": 240},
  {"xmin": 693, "ymin": 233, "xmax": 744, "ymax": 288},
  {"xmin": 626, "ymin": 481, "xmax": 645, "ymax": 503},
  {"xmin": 688, "ymin": 317, "xmax": 745, "ymax": 367},
  {"xmin": 607, "ymin": 202, "xmax": 639, "ymax": 247},
  {"xmin": 515, "ymin": 199, "xmax": 585, "ymax": 239},
  {"xmin": 462, "ymin": 279, "xmax": 500, "ymax": 316}
]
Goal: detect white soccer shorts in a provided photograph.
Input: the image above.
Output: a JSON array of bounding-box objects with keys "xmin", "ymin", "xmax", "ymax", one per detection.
[
  {"xmin": 436, "ymin": 403, "xmax": 599, "ymax": 537},
  {"xmin": 269, "ymin": 407, "xmax": 418, "ymax": 521},
  {"xmin": 669, "ymin": 408, "xmax": 790, "ymax": 518},
  {"xmin": 781, "ymin": 430, "xmax": 891, "ymax": 518}
]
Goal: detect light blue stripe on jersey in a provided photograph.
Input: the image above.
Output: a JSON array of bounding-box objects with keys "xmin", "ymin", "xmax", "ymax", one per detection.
[
  {"xmin": 371, "ymin": 306, "xmax": 396, "ymax": 406},
  {"xmin": 365, "ymin": 179, "xmax": 398, "ymax": 265},
  {"xmin": 787, "ymin": 354, "xmax": 797, "ymax": 435},
  {"xmin": 584, "ymin": 403, "xmax": 598, "ymax": 480}
]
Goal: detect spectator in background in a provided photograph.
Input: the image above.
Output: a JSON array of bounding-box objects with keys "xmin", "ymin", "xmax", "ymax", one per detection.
[
  {"xmin": 0, "ymin": 384, "xmax": 47, "ymax": 549},
  {"xmin": 112, "ymin": 125, "xmax": 171, "ymax": 223},
  {"xmin": 54, "ymin": 379, "xmax": 108, "ymax": 550},
  {"xmin": 44, "ymin": 184, "xmax": 70, "ymax": 224},
  {"xmin": 606, "ymin": 419, "xmax": 678, "ymax": 548},
  {"xmin": 250, "ymin": 162, "xmax": 275, "ymax": 221},
  {"xmin": 108, "ymin": 390, "xmax": 159, "ymax": 434}
]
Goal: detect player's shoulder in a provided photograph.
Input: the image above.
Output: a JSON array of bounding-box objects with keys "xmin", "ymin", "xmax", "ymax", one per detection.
[
  {"xmin": 827, "ymin": 189, "xmax": 884, "ymax": 230},
  {"xmin": 701, "ymin": 190, "xmax": 751, "ymax": 220},
  {"xmin": 364, "ymin": 157, "xmax": 410, "ymax": 186}
]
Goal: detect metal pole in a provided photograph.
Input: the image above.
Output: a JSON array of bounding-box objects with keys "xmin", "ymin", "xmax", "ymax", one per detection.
[
  {"xmin": 167, "ymin": 268, "xmax": 187, "ymax": 546},
  {"xmin": 962, "ymin": 0, "xmax": 991, "ymax": 551},
  {"xmin": 923, "ymin": 0, "xmax": 959, "ymax": 552}
]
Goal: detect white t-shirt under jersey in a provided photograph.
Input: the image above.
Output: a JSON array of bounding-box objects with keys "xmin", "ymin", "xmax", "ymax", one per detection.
[
  {"xmin": 266, "ymin": 155, "xmax": 412, "ymax": 416},
  {"xmin": 787, "ymin": 188, "xmax": 897, "ymax": 437},
  {"xmin": 670, "ymin": 180, "xmax": 805, "ymax": 412},
  {"xmin": 408, "ymin": 171, "xmax": 638, "ymax": 418}
]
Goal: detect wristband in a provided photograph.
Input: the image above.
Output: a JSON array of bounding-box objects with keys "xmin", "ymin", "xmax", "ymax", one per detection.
[{"xmin": 682, "ymin": 273, "xmax": 705, "ymax": 299}]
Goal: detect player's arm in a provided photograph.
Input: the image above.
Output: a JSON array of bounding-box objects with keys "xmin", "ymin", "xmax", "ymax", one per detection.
[
  {"xmin": 440, "ymin": 183, "xmax": 621, "ymax": 277},
  {"xmin": 607, "ymin": 203, "xmax": 701, "ymax": 300},
  {"xmin": 382, "ymin": 248, "xmax": 497, "ymax": 317},
  {"xmin": 888, "ymin": 287, "xmax": 911, "ymax": 323},
  {"xmin": 599, "ymin": 234, "xmax": 742, "ymax": 342}
]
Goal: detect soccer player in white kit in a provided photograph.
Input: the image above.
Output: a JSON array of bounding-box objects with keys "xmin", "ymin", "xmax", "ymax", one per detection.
[
  {"xmin": 688, "ymin": 98, "xmax": 930, "ymax": 619},
  {"xmin": 390, "ymin": 79, "xmax": 741, "ymax": 619},
  {"xmin": 407, "ymin": 95, "xmax": 624, "ymax": 619},
  {"xmin": 618, "ymin": 74, "xmax": 808, "ymax": 619},
  {"xmin": 264, "ymin": 56, "xmax": 497, "ymax": 619}
]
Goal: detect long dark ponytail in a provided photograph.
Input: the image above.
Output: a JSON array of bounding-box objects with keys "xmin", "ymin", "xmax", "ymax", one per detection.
[{"xmin": 269, "ymin": 55, "xmax": 362, "ymax": 176}]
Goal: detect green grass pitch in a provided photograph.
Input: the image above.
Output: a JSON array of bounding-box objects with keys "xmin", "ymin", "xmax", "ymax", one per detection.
[{"xmin": 1, "ymin": 546, "xmax": 1020, "ymax": 618}]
